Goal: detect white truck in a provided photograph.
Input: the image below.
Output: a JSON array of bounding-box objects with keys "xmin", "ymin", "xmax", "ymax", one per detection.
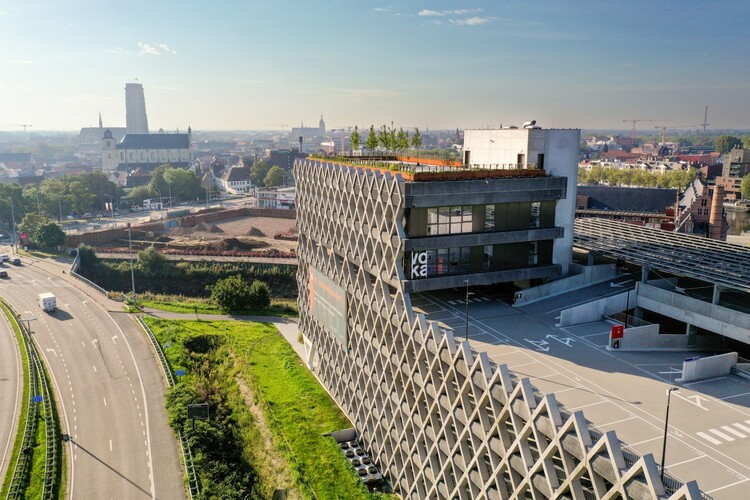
[{"xmin": 38, "ymin": 292, "xmax": 57, "ymax": 313}]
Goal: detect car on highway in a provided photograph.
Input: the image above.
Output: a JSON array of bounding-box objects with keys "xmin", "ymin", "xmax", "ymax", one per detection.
[
  {"xmin": 0, "ymin": 254, "xmax": 8, "ymax": 263},
  {"xmin": 9, "ymin": 257, "xmax": 21, "ymax": 266},
  {"xmin": 83, "ymin": 213, "xmax": 94, "ymax": 218},
  {"xmin": 0, "ymin": 270, "xmax": 8, "ymax": 278}
]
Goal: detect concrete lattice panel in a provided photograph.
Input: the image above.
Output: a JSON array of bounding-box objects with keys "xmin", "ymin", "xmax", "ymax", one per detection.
[{"xmin": 294, "ymin": 159, "xmax": 703, "ymax": 499}]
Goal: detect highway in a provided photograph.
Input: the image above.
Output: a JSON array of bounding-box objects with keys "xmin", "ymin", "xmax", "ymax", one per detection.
[
  {"xmin": 0, "ymin": 250, "xmax": 185, "ymax": 499},
  {"xmin": 0, "ymin": 291, "xmax": 22, "ymax": 482}
]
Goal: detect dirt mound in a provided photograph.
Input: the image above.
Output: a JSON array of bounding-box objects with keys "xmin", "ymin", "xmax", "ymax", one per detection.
[
  {"xmin": 246, "ymin": 227, "xmax": 265, "ymax": 237},
  {"xmin": 207, "ymin": 224, "xmax": 224, "ymax": 234},
  {"xmin": 213, "ymin": 237, "xmax": 269, "ymax": 251},
  {"xmin": 193, "ymin": 222, "xmax": 211, "ymax": 232},
  {"xmin": 170, "ymin": 226, "xmax": 193, "ymax": 235}
]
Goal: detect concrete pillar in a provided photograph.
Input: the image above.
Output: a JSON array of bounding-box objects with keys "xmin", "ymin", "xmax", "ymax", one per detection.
[
  {"xmin": 587, "ymin": 251, "xmax": 596, "ymax": 266},
  {"xmin": 641, "ymin": 265, "xmax": 649, "ymax": 283},
  {"xmin": 712, "ymin": 284, "xmax": 722, "ymax": 305},
  {"xmin": 686, "ymin": 324, "xmax": 697, "ymax": 348}
]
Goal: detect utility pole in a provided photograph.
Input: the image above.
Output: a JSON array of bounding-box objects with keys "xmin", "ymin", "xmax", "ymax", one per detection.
[
  {"xmin": 127, "ymin": 223, "xmax": 136, "ymax": 305},
  {"xmin": 9, "ymin": 196, "xmax": 17, "ymax": 251}
]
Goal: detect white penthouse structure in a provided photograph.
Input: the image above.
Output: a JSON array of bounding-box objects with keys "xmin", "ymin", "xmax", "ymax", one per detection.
[{"xmin": 294, "ymin": 127, "xmax": 703, "ymax": 499}]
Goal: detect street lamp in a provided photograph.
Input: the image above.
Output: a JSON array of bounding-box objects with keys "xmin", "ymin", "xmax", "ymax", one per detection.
[
  {"xmin": 9, "ymin": 197, "xmax": 17, "ymax": 251},
  {"xmin": 660, "ymin": 387, "xmax": 679, "ymax": 481},
  {"xmin": 464, "ymin": 279, "xmax": 470, "ymax": 342},
  {"xmin": 167, "ymin": 181, "xmax": 172, "ymax": 215}
]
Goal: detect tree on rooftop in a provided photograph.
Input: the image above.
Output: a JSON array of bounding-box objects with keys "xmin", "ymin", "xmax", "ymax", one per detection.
[
  {"xmin": 411, "ymin": 127, "xmax": 422, "ymax": 149},
  {"xmin": 350, "ymin": 125, "xmax": 361, "ymax": 152},
  {"xmin": 396, "ymin": 127, "xmax": 410, "ymax": 151},
  {"xmin": 365, "ymin": 125, "xmax": 378, "ymax": 154}
]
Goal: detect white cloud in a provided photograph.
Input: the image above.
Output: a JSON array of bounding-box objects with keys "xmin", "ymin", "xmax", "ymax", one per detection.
[
  {"xmin": 450, "ymin": 16, "xmax": 494, "ymax": 26},
  {"xmin": 137, "ymin": 42, "xmax": 177, "ymax": 56},
  {"xmin": 0, "ymin": 57, "xmax": 33, "ymax": 65},
  {"xmin": 418, "ymin": 9, "xmax": 444, "ymax": 17}
]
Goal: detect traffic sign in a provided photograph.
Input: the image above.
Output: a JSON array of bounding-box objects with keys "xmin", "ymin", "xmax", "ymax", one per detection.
[{"xmin": 175, "ymin": 369, "xmax": 186, "ymax": 377}]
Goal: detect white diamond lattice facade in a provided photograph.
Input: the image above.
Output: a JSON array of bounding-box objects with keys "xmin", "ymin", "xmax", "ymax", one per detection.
[{"xmin": 294, "ymin": 132, "xmax": 703, "ymax": 499}]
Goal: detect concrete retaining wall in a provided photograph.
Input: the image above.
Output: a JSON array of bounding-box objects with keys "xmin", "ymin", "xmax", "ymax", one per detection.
[
  {"xmin": 637, "ymin": 284, "xmax": 750, "ymax": 344},
  {"xmin": 607, "ymin": 324, "xmax": 689, "ymax": 351},
  {"xmin": 679, "ymin": 352, "xmax": 738, "ymax": 383},
  {"xmin": 557, "ymin": 289, "xmax": 635, "ymax": 326},
  {"xmin": 514, "ymin": 263, "xmax": 616, "ymax": 306}
]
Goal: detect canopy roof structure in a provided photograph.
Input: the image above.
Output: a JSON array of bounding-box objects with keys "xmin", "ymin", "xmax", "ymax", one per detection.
[{"xmin": 574, "ymin": 218, "xmax": 750, "ymax": 294}]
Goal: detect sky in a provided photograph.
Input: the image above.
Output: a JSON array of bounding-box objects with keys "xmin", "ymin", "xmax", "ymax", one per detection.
[{"xmin": 1, "ymin": 0, "xmax": 750, "ymax": 132}]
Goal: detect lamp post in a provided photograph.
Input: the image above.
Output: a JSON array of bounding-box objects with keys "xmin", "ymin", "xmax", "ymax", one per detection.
[
  {"xmin": 58, "ymin": 196, "xmax": 63, "ymax": 223},
  {"xmin": 660, "ymin": 387, "xmax": 679, "ymax": 481},
  {"xmin": 167, "ymin": 181, "xmax": 172, "ymax": 215},
  {"xmin": 9, "ymin": 196, "xmax": 17, "ymax": 251},
  {"xmin": 127, "ymin": 223, "xmax": 136, "ymax": 305},
  {"xmin": 464, "ymin": 279, "xmax": 470, "ymax": 342}
]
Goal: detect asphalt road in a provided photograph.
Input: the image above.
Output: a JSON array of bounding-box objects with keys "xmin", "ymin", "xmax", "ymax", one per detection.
[
  {"xmin": 0, "ymin": 294, "xmax": 22, "ymax": 482},
  {"xmin": 415, "ymin": 283, "xmax": 750, "ymax": 499},
  {"xmin": 0, "ymin": 250, "xmax": 185, "ymax": 499}
]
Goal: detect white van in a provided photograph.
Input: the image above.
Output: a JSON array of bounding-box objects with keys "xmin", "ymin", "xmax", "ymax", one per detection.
[{"xmin": 38, "ymin": 292, "xmax": 57, "ymax": 313}]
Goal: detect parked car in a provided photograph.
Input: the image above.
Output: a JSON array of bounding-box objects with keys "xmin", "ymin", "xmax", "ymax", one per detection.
[
  {"xmin": 10, "ymin": 257, "xmax": 21, "ymax": 266},
  {"xmin": 0, "ymin": 254, "xmax": 8, "ymax": 263},
  {"xmin": 66, "ymin": 215, "xmax": 75, "ymax": 220},
  {"xmin": 83, "ymin": 213, "xmax": 93, "ymax": 218}
]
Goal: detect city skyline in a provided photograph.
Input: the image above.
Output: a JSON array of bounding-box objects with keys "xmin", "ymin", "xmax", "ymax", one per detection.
[{"xmin": 1, "ymin": 0, "xmax": 749, "ymax": 132}]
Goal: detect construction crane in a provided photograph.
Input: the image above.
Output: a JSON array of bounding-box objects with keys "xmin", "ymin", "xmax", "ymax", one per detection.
[
  {"xmin": 654, "ymin": 125, "xmax": 697, "ymax": 143},
  {"xmin": 6, "ymin": 123, "xmax": 33, "ymax": 132},
  {"xmin": 700, "ymin": 105, "xmax": 710, "ymax": 134},
  {"xmin": 266, "ymin": 123, "xmax": 288, "ymax": 131},
  {"xmin": 622, "ymin": 119, "xmax": 666, "ymax": 141}
]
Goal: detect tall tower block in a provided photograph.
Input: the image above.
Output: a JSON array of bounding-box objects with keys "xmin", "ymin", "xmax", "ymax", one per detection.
[{"xmin": 125, "ymin": 82, "xmax": 149, "ymax": 134}]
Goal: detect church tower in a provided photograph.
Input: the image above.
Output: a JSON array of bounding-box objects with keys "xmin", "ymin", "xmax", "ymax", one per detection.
[
  {"xmin": 101, "ymin": 129, "xmax": 118, "ymax": 171},
  {"xmin": 318, "ymin": 115, "xmax": 325, "ymax": 136}
]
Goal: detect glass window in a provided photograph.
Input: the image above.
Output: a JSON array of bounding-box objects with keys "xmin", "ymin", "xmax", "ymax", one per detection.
[
  {"xmin": 484, "ymin": 205, "xmax": 495, "ymax": 231},
  {"xmin": 530, "ymin": 202, "xmax": 541, "ymax": 228},
  {"xmin": 528, "ymin": 241, "xmax": 538, "ymax": 265}
]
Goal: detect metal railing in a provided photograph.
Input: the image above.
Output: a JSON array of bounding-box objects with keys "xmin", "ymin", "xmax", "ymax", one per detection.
[
  {"xmin": 134, "ymin": 316, "xmax": 199, "ymax": 499},
  {"xmin": 4, "ymin": 300, "xmax": 57, "ymax": 500}
]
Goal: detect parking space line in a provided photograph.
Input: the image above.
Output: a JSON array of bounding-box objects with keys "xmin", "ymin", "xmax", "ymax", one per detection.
[
  {"xmin": 630, "ymin": 436, "xmax": 661, "ymax": 447},
  {"xmin": 599, "ymin": 416, "xmax": 637, "ymax": 427},
  {"xmin": 720, "ymin": 390, "xmax": 750, "ymax": 400},
  {"xmin": 705, "ymin": 478, "xmax": 749, "ymax": 495},
  {"xmin": 668, "ymin": 455, "xmax": 706, "ymax": 468},
  {"xmin": 683, "ymin": 376, "xmax": 727, "ymax": 387},
  {"xmin": 568, "ymin": 399, "xmax": 607, "ymax": 411}
]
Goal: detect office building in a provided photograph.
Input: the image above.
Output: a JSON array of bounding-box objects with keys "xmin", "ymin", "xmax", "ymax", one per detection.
[{"xmin": 293, "ymin": 127, "xmax": 697, "ymax": 498}]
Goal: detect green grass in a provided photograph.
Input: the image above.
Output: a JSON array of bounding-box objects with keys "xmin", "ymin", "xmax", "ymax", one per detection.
[
  {"xmin": 137, "ymin": 292, "xmax": 298, "ymax": 317},
  {"xmin": 0, "ymin": 301, "xmax": 30, "ymax": 498},
  {"xmin": 145, "ymin": 317, "xmax": 388, "ymax": 499}
]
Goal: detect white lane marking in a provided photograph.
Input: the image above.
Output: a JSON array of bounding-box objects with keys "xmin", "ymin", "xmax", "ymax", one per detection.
[
  {"xmin": 92, "ymin": 364, "xmax": 97, "ymax": 373},
  {"xmin": 568, "ymin": 399, "xmax": 607, "ymax": 411},
  {"xmin": 721, "ymin": 390, "xmax": 750, "ymax": 401},
  {"xmin": 721, "ymin": 426, "xmax": 746, "ymax": 439},
  {"xmin": 111, "ymin": 335, "xmax": 118, "ymax": 344},
  {"xmin": 683, "ymin": 376, "xmax": 727, "ymax": 386},
  {"xmin": 696, "ymin": 432, "xmax": 722, "ymax": 445},
  {"xmin": 630, "ymin": 436, "xmax": 662, "ymax": 447},
  {"xmin": 705, "ymin": 478, "xmax": 750, "ymax": 495},
  {"xmin": 736, "ymin": 423, "xmax": 750, "ymax": 433},
  {"xmin": 103, "ymin": 397, "xmax": 107, "ymax": 407},
  {"xmin": 708, "ymin": 429, "xmax": 735, "ymax": 442},
  {"xmin": 46, "ymin": 348, "xmax": 57, "ymax": 357},
  {"xmin": 81, "ymin": 341, "xmax": 86, "ymax": 348},
  {"xmin": 668, "ymin": 455, "xmax": 706, "ymax": 468},
  {"xmin": 109, "ymin": 440, "xmax": 112, "ymax": 452}
]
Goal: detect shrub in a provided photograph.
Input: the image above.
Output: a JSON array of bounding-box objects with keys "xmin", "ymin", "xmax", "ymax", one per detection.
[
  {"xmin": 248, "ymin": 280, "xmax": 271, "ymax": 309},
  {"xmin": 210, "ymin": 275, "xmax": 252, "ymax": 313}
]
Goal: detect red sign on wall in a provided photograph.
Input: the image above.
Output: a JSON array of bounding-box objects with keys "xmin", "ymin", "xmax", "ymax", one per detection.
[{"xmin": 611, "ymin": 325, "xmax": 624, "ymax": 340}]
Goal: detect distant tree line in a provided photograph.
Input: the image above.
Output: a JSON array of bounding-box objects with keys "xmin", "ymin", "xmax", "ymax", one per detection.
[{"xmin": 578, "ymin": 166, "xmax": 697, "ymax": 189}]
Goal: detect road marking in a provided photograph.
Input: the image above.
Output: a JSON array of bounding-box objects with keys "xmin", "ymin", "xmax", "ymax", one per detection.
[
  {"xmin": 92, "ymin": 339, "xmax": 98, "ymax": 347},
  {"xmin": 46, "ymin": 348, "xmax": 57, "ymax": 357},
  {"xmin": 103, "ymin": 397, "xmax": 107, "ymax": 407},
  {"xmin": 705, "ymin": 478, "xmax": 749, "ymax": 495},
  {"xmin": 735, "ymin": 423, "xmax": 750, "ymax": 433},
  {"xmin": 708, "ymin": 429, "xmax": 735, "ymax": 442},
  {"xmin": 721, "ymin": 390, "xmax": 750, "ymax": 401},
  {"xmin": 696, "ymin": 432, "xmax": 723, "ymax": 445},
  {"xmin": 545, "ymin": 334, "xmax": 574, "ymax": 346},
  {"xmin": 668, "ymin": 455, "xmax": 706, "ymax": 468},
  {"xmin": 721, "ymin": 426, "xmax": 747, "ymax": 439},
  {"xmin": 599, "ymin": 416, "xmax": 637, "ymax": 427},
  {"xmin": 568, "ymin": 399, "xmax": 607, "ymax": 411},
  {"xmin": 658, "ymin": 368, "xmax": 682, "ymax": 375},
  {"xmin": 111, "ymin": 335, "xmax": 118, "ymax": 344},
  {"xmin": 109, "ymin": 440, "xmax": 112, "ymax": 452},
  {"xmin": 684, "ymin": 376, "xmax": 727, "ymax": 386},
  {"xmin": 92, "ymin": 364, "xmax": 97, "ymax": 373},
  {"xmin": 80, "ymin": 341, "xmax": 86, "ymax": 348},
  {"xmin": 675, "ymin": 393, "xmax": 710, "ymax": 411},
  {"xmin": 82, "ymin": 300, "xmax": 88, "ymax": 306},
  {"xmin": 525, "ymin": 339, "xmax": 550, "ymax": 352}
]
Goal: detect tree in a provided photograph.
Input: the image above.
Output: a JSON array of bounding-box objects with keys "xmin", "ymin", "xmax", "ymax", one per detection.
[
  {"xmin": 743, "ymin": 136, "xmax": 750, "ymax": 149},
  {"xmin": 264, "ymin": 166, "xmax": 286, "ymax": 187},
  {"xmin": 715, "ymin": 135, "xmax": 742, "ymax": 154},
  {"xmin": 126, "ymin": 185, "xmax": 153, "ymax": 205},
  {"xmin": 741, "ymin": 174, "xmax": 750, "ymax": 200},
  {"xmin": 396, "ymin": 128, "xmax": 410, "ymax": 151},
  {"xmin": 365, "ymin": 125, "xmax": 378, "ymax": 154},
  {"xmin": 411, "ymin": 127, "xmax": 422, "ymax": 149},
  {"xmin": 163, "ymin": 167, "xmax": 202, "ymax": 201},
  {"xmin": 248, "ymin": 280, "xmax": 271, "ymax": 308},
  {"xmin": 210, "ymin": 275, "xmax": 252, "ymax": 312},
  {"xmin": 350, "ymin": 125, "xmax": 361, "ymax": 152},
  {"xmin": 18, "ymin": 213, "xmax": 49, "ymax": 242},
  {"xmin": 137, "ymin": 246, "xmax": 167, "ymax": 275},
  {"xmin": 251, "ymin": 160, "xmax": 272, "ymax": 187},
  {"xmin": 36, "ymin": 222, "xmax": 65, "ymax": 250}
]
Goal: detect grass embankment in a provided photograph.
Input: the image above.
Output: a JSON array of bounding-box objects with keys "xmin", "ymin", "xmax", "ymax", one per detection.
[
  {"xmin": 137, "ymin": 292, "xmax": 298, "ymax": 317},
  {"xmin": 145, "ymin": 317, "xmax": 387, "ymax": 499},
  {"xmin": 0, "ymin": 302, "xmax": 64, "ymax": 500}
]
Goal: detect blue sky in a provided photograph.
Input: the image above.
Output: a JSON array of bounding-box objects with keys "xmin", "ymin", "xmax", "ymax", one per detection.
[{"xmin": 1, "ymin": 0, "xmax": 749, "ymax": 132}]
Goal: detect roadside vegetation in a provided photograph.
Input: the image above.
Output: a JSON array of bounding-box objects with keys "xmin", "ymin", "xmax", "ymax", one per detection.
[
  {"xmin": 136, "ymin": 291, "xmax": 298, "ymax": 317},
  {"xmin": 145, "ymin": 317, "xmax": 387, "ymax": 499}
]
